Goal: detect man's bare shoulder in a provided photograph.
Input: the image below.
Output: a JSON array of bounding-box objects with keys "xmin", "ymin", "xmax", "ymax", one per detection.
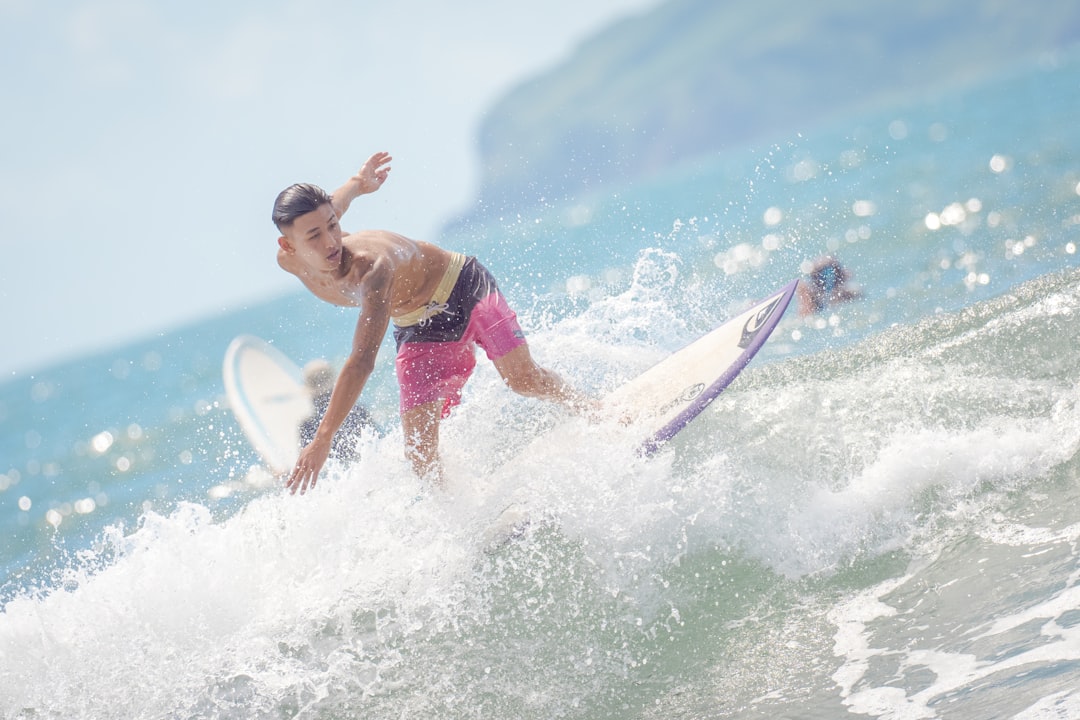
[
  {"xmin": 343, "ymin": 231, "xmax": 450, "ymax": 268},
  {"xmin": 341, "ymin": 231, "xmax": 455, "ymax": 312},
  {"xmin": 343, "ymin": 228, "xmax": 421, "ymax": 251}
]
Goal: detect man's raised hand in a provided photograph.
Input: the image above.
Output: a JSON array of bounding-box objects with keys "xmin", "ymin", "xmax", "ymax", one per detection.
[{"xmin": 355, "ymin": 151, "xmax": 392, "ymax": 194}]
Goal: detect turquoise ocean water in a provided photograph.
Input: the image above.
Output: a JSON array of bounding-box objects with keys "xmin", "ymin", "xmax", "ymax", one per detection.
[{"xmin": 2, "ymin": 49, "xmax": 1080, "ymax": 718}]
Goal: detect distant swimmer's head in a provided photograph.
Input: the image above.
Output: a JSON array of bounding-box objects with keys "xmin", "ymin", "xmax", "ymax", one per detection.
[
  {"xmin": 303, "ymin": 359, "xmax": 335, "ymax": 396},
  {"xmin": 810, "ymin": 257, "xmax": 847, "ymax": 294},
  {"xmin": 798, "ymin": 256, "xmax": 858, "ymax": 316},
  {"xmin": 272, "ymin": 183, "xmax": 333, "ymax": 232}
]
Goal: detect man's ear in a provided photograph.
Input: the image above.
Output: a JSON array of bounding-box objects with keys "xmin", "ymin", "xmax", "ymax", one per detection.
[{"xmin": 278, "ymin": 235, "xmax": 293, "ymax": 253}]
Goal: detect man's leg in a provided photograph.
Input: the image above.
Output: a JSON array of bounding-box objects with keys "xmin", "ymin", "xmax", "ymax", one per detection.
[
  {"xmin": 401, "ymin": 400, "xmax": 444, "ymax": 484},
  {"xmin": 492, "ymin": 344, "xmax": 585, "ymax": 410}
]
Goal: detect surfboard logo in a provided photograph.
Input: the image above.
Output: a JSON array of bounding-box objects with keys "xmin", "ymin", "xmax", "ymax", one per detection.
[
  {"xmin": 739, "ymin": 294, "xmax": 784, "ymax": 348},
  {"xmin": 659, "ymin": 382, "xmax": 706, "ymax": 414}
]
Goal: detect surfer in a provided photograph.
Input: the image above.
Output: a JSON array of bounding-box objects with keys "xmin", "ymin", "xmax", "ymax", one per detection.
[
  {"xmin": 273, "ymin": 152, "xmax": 586, "ymax": 493},
  {"xmin": 797, "ymin": 256, "xmax": 861, "ymax": 316},
  {"xmin": 298, "ymin": 359, "xmax": 375, "ymax": 463}
]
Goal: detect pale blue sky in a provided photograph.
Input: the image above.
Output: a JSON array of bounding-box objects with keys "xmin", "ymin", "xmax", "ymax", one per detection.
[{"xmin": 0, "ymin": 0, "xmax": 658, "ymax": 377}]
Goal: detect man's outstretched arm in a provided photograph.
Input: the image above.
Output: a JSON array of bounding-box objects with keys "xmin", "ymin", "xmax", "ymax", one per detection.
[
  {"xmin": 331, "ymin": 151, "xmax": 392, "ymax": 219},
  {"xmin": 286, "ymin": 257, "xmax": 394, "ymax": 495}
]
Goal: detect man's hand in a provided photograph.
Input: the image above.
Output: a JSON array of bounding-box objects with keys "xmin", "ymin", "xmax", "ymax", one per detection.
[
  {"xmin": 353, "ymin": 151, "xmax": 392, "ymax": 194},
  {"xmin": 332, "ymin": 152, "xmax": 392, "ymax": 218},
  {"xmin": 286, "ymin": 438, "xmax": 332, "ymax": 495}
]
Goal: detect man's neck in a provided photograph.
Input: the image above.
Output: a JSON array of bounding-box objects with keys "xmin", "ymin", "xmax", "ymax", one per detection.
[{"xmin": 335, "ymin": 247, "xmax": 353, "ymax": 279}]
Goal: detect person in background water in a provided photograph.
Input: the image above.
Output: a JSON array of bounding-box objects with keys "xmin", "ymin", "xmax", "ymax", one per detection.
[
  {"xmin": 298, "ymin": 359, "xmax": 375, "ymax": 463},
  {"xmin": 273, "ymin": 151, "xmax": 587, "ymax": 494},
  {"xmin": 797, "ymin": 256, "xmax": 862, "ymax": 316}
]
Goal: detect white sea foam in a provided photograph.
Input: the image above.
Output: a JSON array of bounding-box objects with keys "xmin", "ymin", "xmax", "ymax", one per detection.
[
  {"xmin": 1015, "ymin": 690, "xmax": 1080, "ymax": 719},
  {"xmin": 4, "ymin": 257, "xmax": 1080, "ymax": 718},
  {"xmin": 831, "ymin": 566, "xmax": 1080, "ymax": 720}
]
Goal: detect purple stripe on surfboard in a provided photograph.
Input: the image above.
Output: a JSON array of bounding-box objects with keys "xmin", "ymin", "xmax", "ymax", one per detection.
[{"xmin": 639, "ymin": 279, "xmax": 798, "ymax": 457}]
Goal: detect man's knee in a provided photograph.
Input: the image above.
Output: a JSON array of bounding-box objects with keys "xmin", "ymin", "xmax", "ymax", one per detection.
[
  {"xmin": 503, "ymin": 363, "xmax": 555, "ymax": 397},
  {"xmin": 493, "ymin": 346, "xmax": 529, "ymax": 391}
]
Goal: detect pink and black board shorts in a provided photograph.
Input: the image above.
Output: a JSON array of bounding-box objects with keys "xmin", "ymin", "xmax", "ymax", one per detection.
[{"xmin": 393, "ymin": 256, "xmax": 526, "ymax": 417}]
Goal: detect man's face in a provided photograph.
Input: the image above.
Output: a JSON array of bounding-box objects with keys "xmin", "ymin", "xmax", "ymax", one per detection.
[{"xmin": 280, "ymin": 203, "xmax": 344, "ymax": 273}]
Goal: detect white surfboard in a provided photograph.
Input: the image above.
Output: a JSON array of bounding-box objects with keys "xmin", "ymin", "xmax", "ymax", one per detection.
[
  {"xmin": 222, "ymin": 335, "xmax": 313, "ymax": 475},
  {"xmin": 606, "ymin": 278, "xmax": 798, "ymax": 455},
  {"xmin": 483, "ymin": 280, "xmax": 797, "ymax": 549}
]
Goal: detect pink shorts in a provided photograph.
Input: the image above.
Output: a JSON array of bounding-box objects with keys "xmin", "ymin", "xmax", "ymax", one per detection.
[{"xmin": 394, "ymin": 259, "xmax": 526, "ymax": 417}]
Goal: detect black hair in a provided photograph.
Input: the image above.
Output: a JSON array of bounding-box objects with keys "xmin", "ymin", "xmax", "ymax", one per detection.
[{"xmin": 272, "ymin": 183, "xmax": 333, "ymax": 231}]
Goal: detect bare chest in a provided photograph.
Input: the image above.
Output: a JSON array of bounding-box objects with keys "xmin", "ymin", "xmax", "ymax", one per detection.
[{"xmin": 304, "ymin": 273, "xmax": 362, "ymax": 308}]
